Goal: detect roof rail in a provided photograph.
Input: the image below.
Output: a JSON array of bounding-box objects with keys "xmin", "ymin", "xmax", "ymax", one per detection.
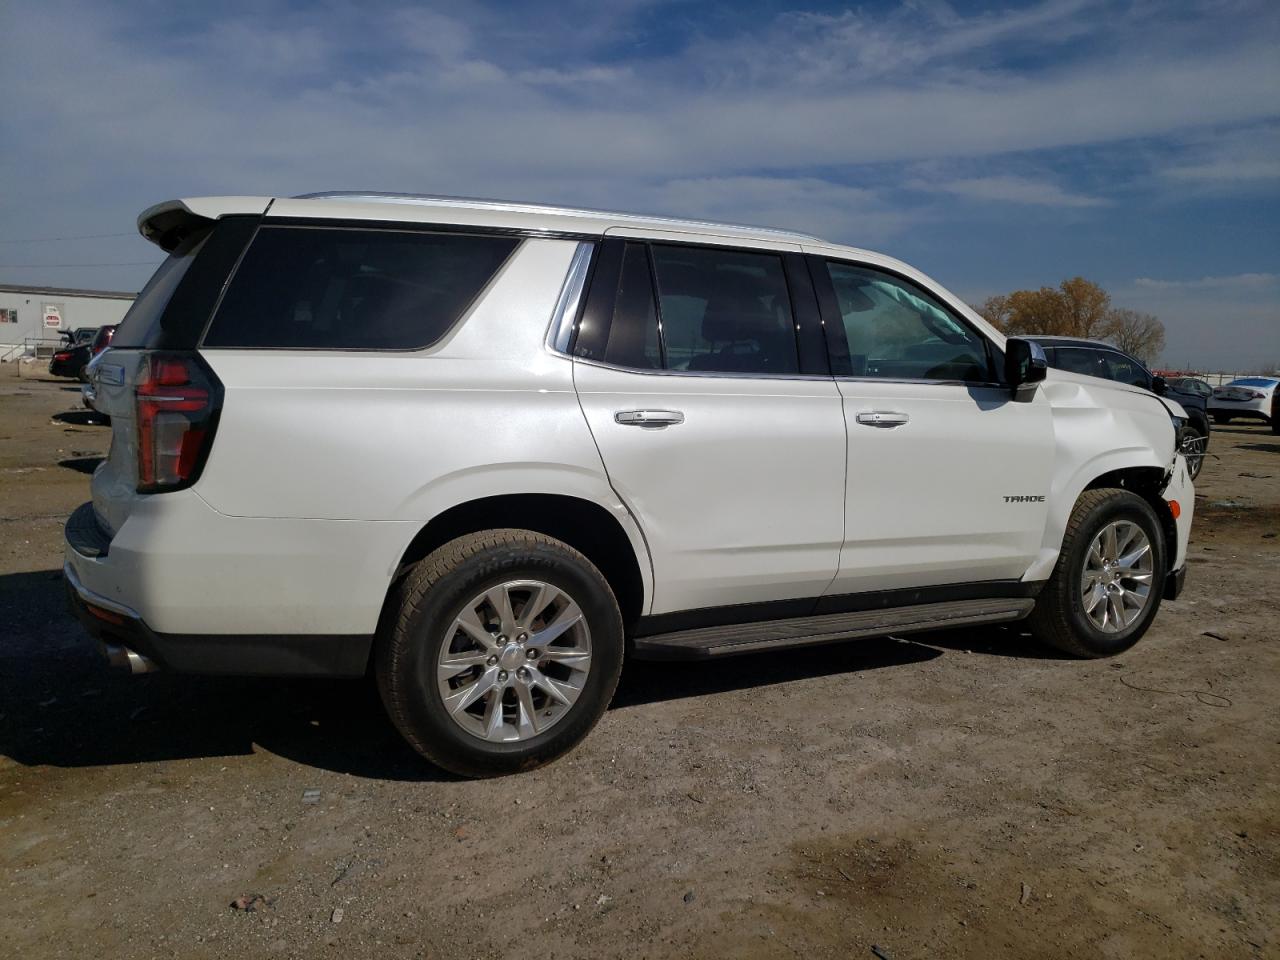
[{"xmin": 291, "ymin": 191, "xmax": 823, "ymax": 243}]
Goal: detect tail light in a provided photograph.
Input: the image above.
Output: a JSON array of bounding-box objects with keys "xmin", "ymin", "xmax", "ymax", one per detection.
[
  {"xmin": 135, "ymin": 353, "xmax": 222, "ymax": 493},
  {"xmin": 53, "ymin": 351, "xmax": 72, "ymax": 362}
]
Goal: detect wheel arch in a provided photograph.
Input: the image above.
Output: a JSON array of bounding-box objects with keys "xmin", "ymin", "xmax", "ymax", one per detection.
[
  {"xmin": 1024, "ymin": 452, "xmax": 1176, "ymax": 583},
  {"xmin": 388, "ymin": 493, "xmax": 651, "ymax": 632},
  {"xmin": 1083, "ymin": 467, "xmax": 1178, "ymax": 575}
]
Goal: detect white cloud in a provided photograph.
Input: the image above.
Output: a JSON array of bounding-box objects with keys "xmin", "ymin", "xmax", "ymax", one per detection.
[
  {"xmin": 908, "ymin": 175, "xmax": 1108, "ymax": 207},
  {"xmin": 1132, "ymin": 273, "xmax": 1278, "ymax": 291},
  {"xmin": 1159, "ymin": 124, "xmax": 1280, "ymax": 186}
]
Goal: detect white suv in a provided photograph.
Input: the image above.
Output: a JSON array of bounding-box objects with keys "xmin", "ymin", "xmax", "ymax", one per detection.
[{"xmin": 65, "ymin": 193, "xmax": 1194, "ymax": 776}]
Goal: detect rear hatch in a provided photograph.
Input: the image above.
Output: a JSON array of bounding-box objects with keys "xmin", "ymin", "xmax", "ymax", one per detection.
[{"xmin": 90, "ymin": 203, "xmax": 265, "ymax": 535}]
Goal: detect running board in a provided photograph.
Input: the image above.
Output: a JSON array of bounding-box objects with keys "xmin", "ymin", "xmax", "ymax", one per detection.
[{"xmin": 630, "ymin": 598, "xmax": 1035, "ymax": 660}]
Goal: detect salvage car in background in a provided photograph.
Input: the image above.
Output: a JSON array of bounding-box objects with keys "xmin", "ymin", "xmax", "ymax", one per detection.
[
  {"xmin": 48, "ymin": 325, "xmax": 117, "ymax": 381},
  {"xmin": 47, "ymin": 327, "xmax": 99, "ymax": 378},
  {"xmin": 1029, "ymin": 337, "xmax": 1210, "ymax": 480},
  {"xmin": 1209, "ymin": 377, "xmax": 1279, "ymax": 432}
]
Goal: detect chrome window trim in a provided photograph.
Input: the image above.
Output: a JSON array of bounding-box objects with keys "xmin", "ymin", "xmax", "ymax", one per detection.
[
  {"xmin": 569, "ymin": 353, "xmax": 836, "ymax": 383},
  {"xmin": 546, "ymin": 241, "xmax": 595, "ymax": 356},
  {"xmin": 835, "ymin": 376, "xmax": 1007, "ymax": 389}
]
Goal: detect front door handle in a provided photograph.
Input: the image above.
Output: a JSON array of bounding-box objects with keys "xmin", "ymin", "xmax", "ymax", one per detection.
[
  {"xmin": 615, "ymin": 409, "xmax": 685, "ymax": 427},
  {"xmin": 855, "ymin": 411, "xmax": 910, "ymax": 428}
]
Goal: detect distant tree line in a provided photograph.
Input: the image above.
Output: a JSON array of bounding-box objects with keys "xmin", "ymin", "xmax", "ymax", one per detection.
[{"xmin": 973, "ymin": 277, "xmax": 1166, "ymax": 365}]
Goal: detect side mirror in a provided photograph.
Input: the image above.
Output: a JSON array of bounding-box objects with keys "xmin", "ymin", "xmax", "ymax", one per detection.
[
  {"xmin": 1004, "ymin": 337, "xmax": 1047, "ymax": 400},
  {"xmin": 1151, "ymin": 375, "xmax": 1167, "ymax": 396}
]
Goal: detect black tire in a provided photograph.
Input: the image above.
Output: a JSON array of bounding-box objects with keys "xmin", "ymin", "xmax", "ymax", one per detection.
[
  {"xmin": 1177, "ymin": 424, "xmax": 1207, "ymax": 481},
  {"xmin": 1213, "ymin": 413, "xmax": 1231, "ymax": 425},
  {"xmin": 376, "ymin": 529, "xmax": 624, "ymax": 778},
  {"xmin": 1027, "ymin": 489, "xmax": 1167, "ymax": 658}
]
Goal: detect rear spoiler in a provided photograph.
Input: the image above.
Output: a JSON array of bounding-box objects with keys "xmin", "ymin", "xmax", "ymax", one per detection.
[{"xmin": 137, "ymin": 197, "xmax": 274, "ymax": 252}]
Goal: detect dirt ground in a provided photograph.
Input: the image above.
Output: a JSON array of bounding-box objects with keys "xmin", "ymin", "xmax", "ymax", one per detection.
[{"xmin": 0, "ymin": 360, "xmax": 1276, "ymax": 960}]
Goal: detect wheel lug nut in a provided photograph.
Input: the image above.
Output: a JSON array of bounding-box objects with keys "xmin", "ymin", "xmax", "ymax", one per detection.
[
  {"xmin": 526, "ymin": 648, "xmax": 539, "ymax": 659},
  {"xmin": 486, "ymin": 655, "xmax": 498, "ymax": 666},
  {"xmin": 517, "ymin": 633, "xmax": 528, "ymax": 643},
  {"xmin": 497, "ymin": 635, "xmax": 507, "ymax": 644},
  {"xmin": 517, "ymin": 667, "xmax": 529, "ymax": 680},
  {"xmin": 498, "ymin": 670, "xmax": 508, "ymax": 682}
]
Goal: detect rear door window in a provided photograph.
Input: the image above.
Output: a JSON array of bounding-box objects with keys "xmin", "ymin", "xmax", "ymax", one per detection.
[
  {"xmin": 649, "ymin": 244, "xmax": 798, "ymax": 375},
  {"xmin": 203, "ymin": 227, "xmax": 519, "ymax": 350}
]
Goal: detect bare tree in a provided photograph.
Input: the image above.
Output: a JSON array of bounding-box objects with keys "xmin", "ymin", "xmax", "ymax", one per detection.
[
  {"xmin": 973, "ymin": 295, "xmax": 1012, "ymax": 332},
  {"xmin": 1107, "ymin": 309, "xmax": 1166, "ymax": 365},
  {"xmin": 995, "ymin": 278, "xmax": 1115, "ymax": 338}
]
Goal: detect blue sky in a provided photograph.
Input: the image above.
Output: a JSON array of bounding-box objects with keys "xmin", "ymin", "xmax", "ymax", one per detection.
[{"xmin": 1, "ymin": 0, "xmax": 1277, "ymax": 368}]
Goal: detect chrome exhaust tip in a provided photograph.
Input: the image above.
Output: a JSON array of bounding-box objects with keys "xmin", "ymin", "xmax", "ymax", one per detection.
[{"xmin": 102, "ymin": 643, "xmax": 160, "ymax": 674}]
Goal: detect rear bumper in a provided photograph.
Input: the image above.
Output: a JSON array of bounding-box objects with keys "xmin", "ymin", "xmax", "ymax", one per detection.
[
  {"xmin": 62, "ymin": 495, "xmax": 398, "ymax": 677},
  {"xmin": 65, "ymin": 561, "xmax": 371, "ymax": 677}
]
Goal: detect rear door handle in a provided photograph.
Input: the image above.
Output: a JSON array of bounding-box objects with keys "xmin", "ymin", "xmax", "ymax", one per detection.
[
  {"xmin": 615, "ymin": 409, "xmax": 685, "ymax": 427},
  {"xmin": 855, "ymin": 411, "xmax": 910, "ymax": 428}
]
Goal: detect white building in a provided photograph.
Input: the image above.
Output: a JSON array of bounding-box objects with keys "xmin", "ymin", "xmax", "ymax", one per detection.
[{"xmin": 0, "ymin": 283, "xmax": 135, "ymax": 357}]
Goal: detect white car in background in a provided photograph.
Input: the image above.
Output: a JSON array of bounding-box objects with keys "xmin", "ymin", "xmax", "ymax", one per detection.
[
  {"xmin": 1208, "ymin": 377, "xmax": 1279, "ymax": 431},
  {"xmin": 64, "ymin": 192, "xmax": 1195, "ymax": 777}
]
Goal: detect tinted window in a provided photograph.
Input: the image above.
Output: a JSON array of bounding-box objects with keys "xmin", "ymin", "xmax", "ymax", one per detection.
[
  {"xmin": 112, "ymin": 229, "xmax": 210, "ymax": 348},
  {"xmin": 204, "ymin": 227, "xmax": 518, "ymax": 349},
  {"xmin": 825, "ymin": 263, "xmax": 990, "ymax": 381},
  {"xmin": 1054, "ymin": 346, "xmax": 1108, "ymax": 379},
  {"xmin": 602, "ymin": 243, "xmax": 662, "ymax": 369},
  {"xmin": 650, "ymin": 244, "xmax": 798, "ymax": 375},
  {"xmin": 1103, "ymin": 353, "xmax": 1148, "ymax": 387}
]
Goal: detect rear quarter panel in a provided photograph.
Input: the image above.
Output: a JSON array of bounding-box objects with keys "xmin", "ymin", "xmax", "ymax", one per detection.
[{"xmin": 193, "ymin": 237, "xmax": 652, "ymax": 605}]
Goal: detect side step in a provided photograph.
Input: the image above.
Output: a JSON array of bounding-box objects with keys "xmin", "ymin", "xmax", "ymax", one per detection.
[{"xmin": 631, "ymin": 598, "xmax": 1035, "ymax": 660}]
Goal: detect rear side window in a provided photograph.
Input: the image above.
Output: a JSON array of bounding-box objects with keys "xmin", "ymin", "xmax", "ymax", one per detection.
[
  {"xmin": 650, "ymin": 244, "xmax": 798, "ymax": 375},
  {"xmin": 203, "ymin": 227, "xmax": 519, "ymax": 350}
]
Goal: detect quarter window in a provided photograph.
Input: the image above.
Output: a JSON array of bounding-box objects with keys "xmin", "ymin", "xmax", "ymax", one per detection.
[
  {"xmin": 824, "ymin": 263, "xmax": 991, "ymax": 381},
  {"xmin": 204, "ymin": 227, "xmax": 518, "ymax": 350}
]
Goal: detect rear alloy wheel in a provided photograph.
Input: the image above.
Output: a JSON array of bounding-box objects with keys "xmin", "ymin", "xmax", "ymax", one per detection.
[
  {"xmin": 436, "ymin": 580, "xmax": 593, "ymax": 743},
  {"xmin": 377, "ymin": 529, "xmax": 623, "ymax": 777},
  {"xmin": 1028, "ymin": 488, "xmax": 1167, "ymax": 657}
]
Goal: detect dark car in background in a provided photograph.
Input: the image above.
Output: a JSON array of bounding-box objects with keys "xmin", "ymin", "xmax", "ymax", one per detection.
[
  {"xmin": 47, "ymin": 327, "xmax": 99, "ymax": 378},
  {"xmin": 1028, "ymin": 336, "xmax": 1210, "ymax": 480},
  {"xmin": 49, "ymin": 325, "xmax": 116, "ymax": 381}
]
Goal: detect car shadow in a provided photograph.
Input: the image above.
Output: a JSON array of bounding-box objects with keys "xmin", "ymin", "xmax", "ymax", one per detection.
[
  {"xmin": 51, "ymin": 410, "xmax": 106, "ymax": 427},
  {"xmin": 1238, "ymin": 442, "xmax": 1279, "ymax": 454},
  {"xmin": 0, "ymin": 568, "xmax": 1065, "ymax": 780},
  {"xmin": 57, "ymin": 456, "xmax": 104, "ymax": 475}
]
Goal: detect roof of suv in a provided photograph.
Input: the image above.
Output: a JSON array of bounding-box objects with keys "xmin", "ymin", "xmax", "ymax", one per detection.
[{"xmin": 139, "ymin": 192, "xmax": 831, "ymax": 249}]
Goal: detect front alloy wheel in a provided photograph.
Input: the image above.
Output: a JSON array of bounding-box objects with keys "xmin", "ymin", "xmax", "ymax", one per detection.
[
  {"xmin": 1079, "ymin": 520, "xmax": 1154, "ymax": 633},
  {"xmin": 1028, "ymin": 488, "xmax": 1167, "ymax": 657}
]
